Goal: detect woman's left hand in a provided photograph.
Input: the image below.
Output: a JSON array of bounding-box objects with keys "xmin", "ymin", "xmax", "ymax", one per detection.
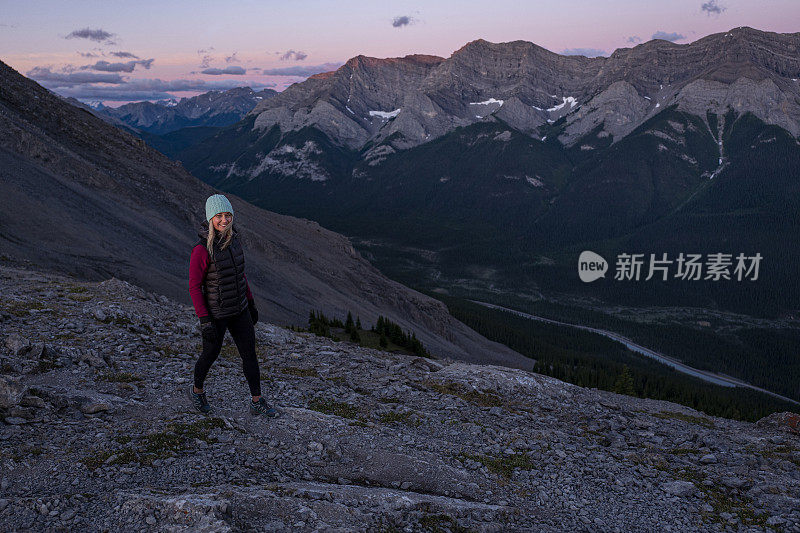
[{"xmin": 248, "ymin": 300, "xmax": 259, "ymax": 325}]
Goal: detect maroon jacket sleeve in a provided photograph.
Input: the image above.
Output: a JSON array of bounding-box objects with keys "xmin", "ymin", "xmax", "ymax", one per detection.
[{"xmin": 189, "ymin": 244, "xmax": 210, "ymax": 319}]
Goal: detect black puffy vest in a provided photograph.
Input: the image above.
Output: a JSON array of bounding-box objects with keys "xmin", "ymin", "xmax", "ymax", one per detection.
[{"xmin": 196, "ymin": 228, "xmax": 249, "ymax": 319}]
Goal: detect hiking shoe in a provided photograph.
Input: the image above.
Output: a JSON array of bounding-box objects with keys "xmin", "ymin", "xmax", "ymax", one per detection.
[
  {"xmin": 250, "ymin": 397, "xmax": 279, "ymax": 417},
  {"xmin": 190, "ymin": 386, "xmax": 212, "ymax": 414}
]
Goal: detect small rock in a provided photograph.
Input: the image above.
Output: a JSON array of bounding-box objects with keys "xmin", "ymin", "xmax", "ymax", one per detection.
[
  {"xmin": 700, "ymin": 454, "xmax": 717, "ymax": 465},
  {"xmin": 767, "ymin": 516, "xmax": 786, "ymax": 526},
  {"xmin": 4, "ymin": 416, "xmax": 27, "ymax": 425},
  {"xmin": 19, "ymin": 395, "xmax": 46, "ymax": 408},
  {"xmin": 0, "ymin": 376, "xmax": 26, "ymax": 409},
  {"xmin": 662, "ymin": 481, "xmax": 696, "ymax": 497},
  {"xmin": 599, "ymin": 399, "xmax": 620, "ymax": 410},
  {"xmin": 80, "ymin": 401, "xmax": 112, "ymax": 414},
  {"xmin": 720, "ymin": 476, "xmax": 748, "ymax": 489},
  {"xmin": 145, "ymin": 515, "xmax": 156, "ymax": 525},
  {"xmin": 4, "ymin": 334, "xmax": 30, "ymax": 356}
]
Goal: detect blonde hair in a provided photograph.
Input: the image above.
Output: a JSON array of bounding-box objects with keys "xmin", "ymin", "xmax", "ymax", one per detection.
[{"xmin": 206, "ymin": 222, "xmax": 233, "ymax": 258}]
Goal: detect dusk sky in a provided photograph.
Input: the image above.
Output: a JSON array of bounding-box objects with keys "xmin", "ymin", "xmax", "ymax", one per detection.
[{"xmin": 1, "ymin": 0, "xmax": 798, "ymax": 106}]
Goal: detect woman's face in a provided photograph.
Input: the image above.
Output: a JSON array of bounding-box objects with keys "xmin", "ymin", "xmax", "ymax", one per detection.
[{"xmin": 211, "ymin": 212, "xmax": 233, "ymax": 232}]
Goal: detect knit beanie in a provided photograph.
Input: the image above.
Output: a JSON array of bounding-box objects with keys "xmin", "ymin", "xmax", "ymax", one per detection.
[{"xmin": 205, "ymin": 194, "xmax": 234, "ymax": 222}]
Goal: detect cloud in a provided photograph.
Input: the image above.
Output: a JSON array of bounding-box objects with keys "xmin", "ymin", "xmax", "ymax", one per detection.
[
  {"xmin": 280, "ymin": 50, "xmax": 308, "ymax": 61},
  {"xmin": 259, "ymin": 62, "xmax": 342, "ymax": 77},
  {"xmin": 392, "ymin": 16, "xmax": 413, "ymax": 28},
  {"xmin": 561, "ymin": 48, "xmax": 607, "ymax": 58},
  {"xmin": 197, "ymin": 47, "xmax": 215, "ymax": 68},
  {"xmin": 201, "ymin": 66, "xmax": 246, "ymax": 75},
  {"xmin": 225, "ymin": 52, "xmax": 239, "ymax": 64},
  {"xmin": 48, "ymin": 78, "xmax": 277, "ymax": 102},
  {"xmin": 27, "ymin": 66, "xmax": 125, "ymax": 87},
  {"xmin": 78, "ymin": 51, "xmax": 100, "ymax": 58},
  {"xmin": 701, "ymin": 0, "xmax": 726, "ymax": 15},
  {"xmin": 626, "ymin": 35, "xmax": 642, "ymax": 44},
  {"xmin": 110, "ymin": 51, "xmax": 139, "ymax": 59},
  {"xmin": 65, "ymin": 27, "xmax": 116, "ymax": 43},
  {"xmin": 81, "ymin": 59, "xmax": 154, "ymax": 73},
  {"xmin": 652, "ymin": 31, "xmax": 685, "ymax": 42}
]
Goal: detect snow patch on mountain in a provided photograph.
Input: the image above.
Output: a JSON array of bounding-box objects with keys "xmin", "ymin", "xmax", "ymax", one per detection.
[
  {"xmin": 369, "ymin": 109, "xmax": 401, "ymax": 119},
  {"xmin": 469, "ymin": 98, "xmax": 504, "ymax": 106},
  {"xmin": 547, "ymin": 97, "xmax": 578, "ymax": 112},
  {"xmin": 210, "ymin": 142, "xmax": 329, "ymax": 182}
]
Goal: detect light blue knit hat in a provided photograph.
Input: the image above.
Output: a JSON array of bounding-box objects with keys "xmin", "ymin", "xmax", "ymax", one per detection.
[{"xmin": 205, "ymin": 194, "xmax": 234, "ymax": 222}]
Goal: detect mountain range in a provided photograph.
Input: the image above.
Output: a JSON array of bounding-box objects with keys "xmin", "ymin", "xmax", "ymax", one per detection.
[
  {"xmin": 173, "ymin": 26, "xmax": 800, "ymax": 316},
  {"xmin": 0, "ymin": 59, "xmax": 526, "ymax": 368},
  {"xmin": 95, "ymin": 86, "xmax": 277, "ymax": 135}
]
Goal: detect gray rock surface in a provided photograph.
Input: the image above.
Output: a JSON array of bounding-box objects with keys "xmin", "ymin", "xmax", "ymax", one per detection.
[{"xmin": 1, "ymin": 266, "xmax": 798, "ymax": 531}]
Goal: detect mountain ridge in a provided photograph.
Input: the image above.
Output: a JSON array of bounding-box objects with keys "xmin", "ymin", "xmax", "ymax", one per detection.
[
  {"xmin": 239, "ymin": 26, "xmax": 800, "ymax": 155},
  {"xmin": 96, "ymin": 86, "xmax": 278, "ymax": 135}
]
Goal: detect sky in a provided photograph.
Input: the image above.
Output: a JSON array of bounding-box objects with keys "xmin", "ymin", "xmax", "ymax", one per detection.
[{"xmin": 1, "ymin": 0, "xmax": 798, "ymax": 106}]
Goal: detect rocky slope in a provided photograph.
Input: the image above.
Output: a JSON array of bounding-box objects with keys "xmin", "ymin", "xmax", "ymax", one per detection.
[
  {"xmin": 1, "ymin": 266, "xmax": 799, "ymax": 531},
  {"xmin": 97, "ymin": 87, "xmax": 278, "ymax": 135},
  {"xmin": 0, "ymin": 59, "xmax": 525, "ymax": 367}
]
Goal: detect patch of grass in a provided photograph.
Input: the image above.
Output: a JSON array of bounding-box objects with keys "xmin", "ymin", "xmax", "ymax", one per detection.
[
  {"xmin": 669, "ymin": 467, "xmax": 768, "ymax": 527},
  {"xmin": 379, "ymin": 410, "xmax": 421, "ymax": 427},
  {"xmin": 653, "ymin": 411, "xmax": 715, "ymax": 428},
  {"xmin": 378, "ymin": 397, "xmax": 400, "ymax": 404},
  {"xmin": 6, "ymin": 300, "xmax": 46, "ymax": 317},
  {"xmin": 81, "ymin": 448, "xmax": 139, "ymax": 470},
  {"xmin": 159, "ymin": 345, "xmax": 182, "ymax": 357},
  {"xmin": 419, "ymin": 513, "xmax": 470, "ymax": 533},
  {"xmin": 81, "ymin": 417, "xmax": 227, "ymax": 469},
  {"xmin": 425, "ymin": 381, "xmax": 504, "ymax": 408},
  {"xmin": 100, "ymin": 371, "xmax": 143, "ymax": 383},
  {"xmin": 281, "ymin": 366, "xmax": 319, "ymax": 378},
  {"xmin": 669, "ymin": 447, "xmax": 700, "ymax": 455},
  {"xmin": 758, "ymin": 445, "xmax": 800, "ymax": 467},
  {"xmin": 328, "ymin": 376, "xmax": 347, "ymax": 385},
  {"xmin": 460, "ymin": 452, "xmax": 536, "ymax": 479},
  {"xmin": 68, "ymin": 293, "xmax": 94, "ymax": 302},
  {"xmin": 308, "ymin": 398, "xmax": 360, "ymax": 419},
  {"xmin": 99, "ymin": 315, "xmax": 132, "ymax": 327},
  {"xmin": 67, "ymin": 286, "xmax": 88, "ymax": 293}
]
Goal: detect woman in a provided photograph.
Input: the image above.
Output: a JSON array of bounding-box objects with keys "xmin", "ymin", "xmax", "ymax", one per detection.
[{"xmin": 188, "ymin": 194, "xmax": 279, "ymax": 417}]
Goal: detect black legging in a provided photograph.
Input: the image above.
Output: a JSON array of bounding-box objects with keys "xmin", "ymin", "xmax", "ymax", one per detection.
[{"xmin": 194, "ymin": 308, "xmax": 261, "ymax": 396}]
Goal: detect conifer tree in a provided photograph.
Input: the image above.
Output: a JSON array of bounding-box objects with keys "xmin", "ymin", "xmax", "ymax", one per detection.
[{"xmin": 613, "ymin": 365, "xmax": 635, "ymax": 396}]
